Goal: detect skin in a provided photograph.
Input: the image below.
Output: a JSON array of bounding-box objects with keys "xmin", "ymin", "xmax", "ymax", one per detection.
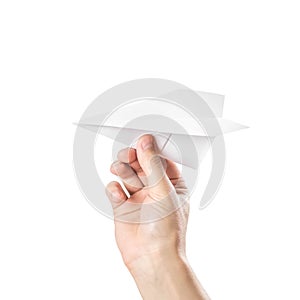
[{"xmin": 106, "ymin": 134, "xmax": 210, "ymax": 300}]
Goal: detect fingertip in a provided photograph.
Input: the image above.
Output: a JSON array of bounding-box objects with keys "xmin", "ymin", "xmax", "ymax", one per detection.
[
  {"xmin": 137, "ymin": 134, "xmax": 156, "ymax": 152},
  {"xmin": 117, "ymin": 147, "xmax": 137, "ymax": 164},
  {"xmin": 110, "ymin": 161, "xmax": 127, "ymax": 176},
  {"xmin": 110, "ymin": 161, "xmax": 118, "ymax": 175},
  {"xmin": 106, "ymin": 181, "xmax": 127, "ymax": 202}
]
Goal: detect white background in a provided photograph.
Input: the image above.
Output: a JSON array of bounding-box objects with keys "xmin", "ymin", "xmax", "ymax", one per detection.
[{"xmin": 1, "ymin": 1, "xmax": 299, "ymax": 299}]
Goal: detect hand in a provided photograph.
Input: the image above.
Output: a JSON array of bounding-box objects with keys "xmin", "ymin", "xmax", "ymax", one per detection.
[{"xmin": 106, "ymin": 135, "xmax": 209, "ymax": 300}]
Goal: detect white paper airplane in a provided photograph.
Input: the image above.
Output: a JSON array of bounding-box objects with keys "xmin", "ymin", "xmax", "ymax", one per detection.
[{"xmin": 75, "ymin": 91, "xmax": 247, "ymax": 169}]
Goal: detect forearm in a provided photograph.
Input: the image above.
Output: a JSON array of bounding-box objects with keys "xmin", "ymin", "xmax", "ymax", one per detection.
[{"xmin": 128, "ymin": 252, "xmax": 210, "ymax": 300}]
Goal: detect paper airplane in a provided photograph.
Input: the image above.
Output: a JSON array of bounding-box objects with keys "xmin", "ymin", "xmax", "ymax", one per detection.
[{"xmin": 75, "ymin": 91, "xmax": 247, "ymax": 169}]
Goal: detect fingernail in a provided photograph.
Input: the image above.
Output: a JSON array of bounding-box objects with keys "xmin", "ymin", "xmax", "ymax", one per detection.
[
  {"xmin": 111, "ymin": 188, "xmax": 124, "ymax": 202},
  {"xmin": 141, "ymin": 135, "xmax": 154, "ymax": 150},
  {"xmin": 112, "ymin": 191, "xmax": 121, "ymax": 199}
]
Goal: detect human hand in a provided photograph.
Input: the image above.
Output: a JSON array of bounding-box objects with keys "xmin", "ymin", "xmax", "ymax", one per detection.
[{"xmin": 106, "ymin": 134, "xmax": 209, "ymax": 299}]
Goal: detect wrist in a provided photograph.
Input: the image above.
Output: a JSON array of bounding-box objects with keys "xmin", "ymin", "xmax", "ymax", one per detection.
[
  {"xmin": 127, "ymin": 250, "xmax": 187, "ymax": 280},
  {"xmin": 128, "ymin": 252, "xmax": 207, "ymax": 300},
  {"xmin": 127, "ymin": 251, "xmax": 209, "ymax": 300}
]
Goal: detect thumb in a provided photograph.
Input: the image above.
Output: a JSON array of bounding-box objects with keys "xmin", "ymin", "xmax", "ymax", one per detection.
[{"xmin": 136, "ymin": 134, "xmax": 172, "ymax": 198}]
